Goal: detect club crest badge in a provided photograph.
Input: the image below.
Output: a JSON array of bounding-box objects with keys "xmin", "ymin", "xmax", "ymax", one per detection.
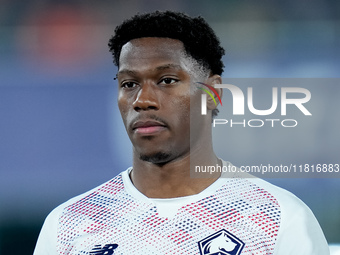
[{"xmin": 198, "ymin": 229, "xmax": 244, "ymax": 255}]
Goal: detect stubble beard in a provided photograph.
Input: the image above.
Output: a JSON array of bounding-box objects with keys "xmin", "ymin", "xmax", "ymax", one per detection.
[{"xmin": 139, "ymin": 151, "xmax": 173, "ymax": 165}]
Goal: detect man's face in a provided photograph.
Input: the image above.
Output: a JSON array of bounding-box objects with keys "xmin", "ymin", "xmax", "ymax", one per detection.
[{"xmin": 117, "ymin": 37, "xmax": 204, "ymax": 164}]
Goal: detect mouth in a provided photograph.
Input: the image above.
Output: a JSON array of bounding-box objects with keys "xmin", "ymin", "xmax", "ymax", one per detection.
[{"xmin": 131, "ymin": 120, "xmax": 167, "ymax": 135}]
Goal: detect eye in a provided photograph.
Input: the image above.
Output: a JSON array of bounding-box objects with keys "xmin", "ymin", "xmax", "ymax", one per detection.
[
  {"xmin": 121, "ymin": 81, "xmax": 138, "ymax": 89},
  {"xmin": 159, "ymin": 78, "xmax": 178, "ymax": 85}
]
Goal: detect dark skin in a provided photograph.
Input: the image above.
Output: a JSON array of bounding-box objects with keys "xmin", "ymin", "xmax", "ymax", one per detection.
[{"xmin": 117, "ymin": 37, "xmax": 223, "ymax": 198}]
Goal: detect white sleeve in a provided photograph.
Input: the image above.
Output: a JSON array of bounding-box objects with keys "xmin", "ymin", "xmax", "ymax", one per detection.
[
  {"xmin": 272, "ymin": 188, "xmax": 330, "ymax": 255},
  {"xmin": 33, "ymin": 207, "xmax": 60, "ymax": 255}
]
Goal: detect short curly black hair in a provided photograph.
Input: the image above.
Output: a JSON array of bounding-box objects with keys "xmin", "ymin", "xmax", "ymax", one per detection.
[{"xmin": 108, "ymin": 10, "xmax": 225, "ymax": 75}]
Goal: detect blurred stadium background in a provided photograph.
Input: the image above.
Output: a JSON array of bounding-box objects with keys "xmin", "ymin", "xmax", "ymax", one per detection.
[{"xmin": 0, "ymin": 0, "xmax": 339, "ymax": 254}]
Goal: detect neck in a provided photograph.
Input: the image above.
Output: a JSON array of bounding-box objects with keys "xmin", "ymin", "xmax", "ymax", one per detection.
[{"xmin": 130, "ymin": 139, "xmax": 221, "ymax": 198}]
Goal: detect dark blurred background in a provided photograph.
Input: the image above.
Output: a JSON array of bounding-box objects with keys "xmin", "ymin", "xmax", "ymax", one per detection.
[{"xmin": 0, "ymin": 0, "xmax": 339, "ymax": 254}]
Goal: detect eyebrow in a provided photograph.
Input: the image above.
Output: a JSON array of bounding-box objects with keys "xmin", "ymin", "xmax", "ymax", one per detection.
[{"xmin": 117, "ymin": 64, "xmax": 183, "ymax": 76}]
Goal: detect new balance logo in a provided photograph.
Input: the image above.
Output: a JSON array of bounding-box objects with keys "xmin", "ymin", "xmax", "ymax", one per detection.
[
  {"xmin": 198, "ymin": 229, "xmax": 244, "ymax": 255},
  {"xmin": 89, "ymin": 244, "xmax": 118, "ymax": 255}
]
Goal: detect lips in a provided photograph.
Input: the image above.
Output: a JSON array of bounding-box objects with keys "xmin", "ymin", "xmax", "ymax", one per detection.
[{"xmin": 132, "ymin": 120, "xmax": 167, "ymax": 135}]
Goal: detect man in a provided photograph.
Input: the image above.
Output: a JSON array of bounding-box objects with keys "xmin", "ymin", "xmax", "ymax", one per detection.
[{"xmin": 34, "ymin": 11, "xmax": 329, "ymax": 254}]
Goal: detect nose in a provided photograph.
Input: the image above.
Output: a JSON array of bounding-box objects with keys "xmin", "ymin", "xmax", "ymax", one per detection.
[{"xmin": 132, "ymin": 82, "xmax": 160, "ymax": 112}]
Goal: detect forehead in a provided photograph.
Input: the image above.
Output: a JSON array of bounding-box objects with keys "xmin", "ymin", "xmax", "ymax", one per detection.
[{"xmin": 118, "ymin": 37, "xmax": 191, "ymax": 72}]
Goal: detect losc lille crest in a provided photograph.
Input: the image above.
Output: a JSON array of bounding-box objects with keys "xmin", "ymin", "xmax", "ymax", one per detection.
[{"xmin": 198, "ymin": 229, "xmax": 244, "ymax": 255}]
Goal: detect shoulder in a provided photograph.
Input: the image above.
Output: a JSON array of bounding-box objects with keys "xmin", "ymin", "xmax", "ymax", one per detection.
[
  {"xmin": 33, "ymin": 170, "xmax": 128, "ymax": 255},
  {"xmin": 221, "ymin": 161, "xmax": 329, "ymax": 254},
  {"xmin": 260, "ymin": 179, "xmax": 328, "ymax": 254},
  {"xmin": 249, "ymin": 176, "xmax": 306, "ymax": 210},
  {"xmin": 240, "ymin": 175, "xmax": 329, "ymax": 254},
  {"xmin": 54, "ymin": 171, "xmax": 126, "ymax": 213}
]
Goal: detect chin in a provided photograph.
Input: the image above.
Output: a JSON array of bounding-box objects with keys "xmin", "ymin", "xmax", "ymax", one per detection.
[{"xmin": 139, "ymin": 152, "xmax": 173, "ymax": 165}]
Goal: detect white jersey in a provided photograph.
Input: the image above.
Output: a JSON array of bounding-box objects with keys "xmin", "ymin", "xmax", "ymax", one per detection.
[{"xmin": 34, "ymin": 161, "xmax": 329, "ymax": 255}]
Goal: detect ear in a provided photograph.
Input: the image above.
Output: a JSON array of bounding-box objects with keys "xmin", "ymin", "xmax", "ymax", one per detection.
[{"xmin": 204, "ymin": 74, "xmax": 223, "ymax": 111}]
